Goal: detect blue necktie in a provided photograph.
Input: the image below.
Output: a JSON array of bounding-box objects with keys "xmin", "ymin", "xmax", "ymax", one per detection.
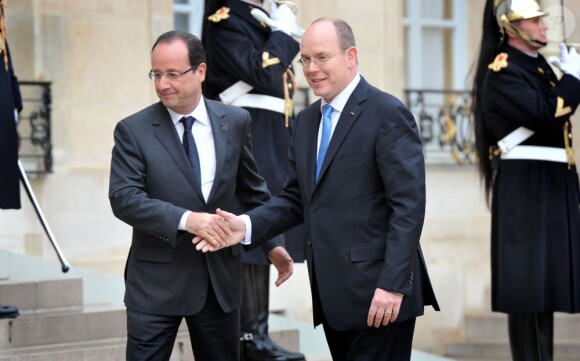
[
  {"xmin": 316, "ymin": 104, "xmax": 333, "ymax": 181},
  {"xmin": 180, "ymin": 116, "xmax": 202, "ymax": 185}
]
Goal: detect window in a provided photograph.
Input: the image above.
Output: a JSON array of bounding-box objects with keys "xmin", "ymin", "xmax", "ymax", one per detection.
[
  {"xmin": 173, "ymin": 0, "xmax": 204, "ymax": 37},
  {"xmin": 403, "ymin": 0, "xmax": 467, "ymax": 90}
]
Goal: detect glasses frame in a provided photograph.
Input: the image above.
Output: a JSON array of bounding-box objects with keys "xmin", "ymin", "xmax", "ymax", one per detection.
[
  {"xmin": 148, "ymin": 66, "xmax": 197, "ymax": 81},
  {"xmin": 297, "ymin": 49, "xmax": 346, "ymax": 67}
]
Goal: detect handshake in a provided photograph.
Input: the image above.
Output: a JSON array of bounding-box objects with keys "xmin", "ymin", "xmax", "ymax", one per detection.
[
  {"xmin": 186, "ymin": 209, "xmax": 294, "ymax": 286},
  {"xmin": 187, "ymin": 208, "xmax": 246, "ymax": 252}
]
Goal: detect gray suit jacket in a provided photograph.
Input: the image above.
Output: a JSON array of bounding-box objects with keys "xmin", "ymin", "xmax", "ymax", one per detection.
[
  {"xmin": 247, "ymin": 78, "xmax": 439, "ymax": 330},
  {"xmin": 109, "ymin": 98, "xmax": 280, "ymax": 316}
]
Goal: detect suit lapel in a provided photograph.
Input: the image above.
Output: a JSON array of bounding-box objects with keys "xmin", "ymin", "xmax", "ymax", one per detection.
[
  {"xmin": 205, "ymin": 99, "xmax": 230, "ymax": 203},
  {"xmin": 314, "ymin": 79, "xmax": 368, "ymax": 187},
  {"xmin": 152, "ymin": 102, "xmax": 204, "ymax": 200}
]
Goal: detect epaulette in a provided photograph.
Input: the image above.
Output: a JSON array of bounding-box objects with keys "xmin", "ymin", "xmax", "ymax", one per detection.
[
  {"xmin": 488, "ymin": 53, "xmax": 508, "ymax": 72},
  {"xmin": 208, "ymin": 7, "xmax": 230, "ymax": 23}
]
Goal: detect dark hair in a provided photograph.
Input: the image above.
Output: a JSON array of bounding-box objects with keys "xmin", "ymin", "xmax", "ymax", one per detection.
[
  {"xmin": 471, "ymin": 0, "xmax": 505, "ymax": 206},
  {"xmin": 312, "ymin": 17, "xmax": 356, "ymax": 50},
  {"xmin": 152, "ymin": 30, "xmax": 206, "ymax": 68}
]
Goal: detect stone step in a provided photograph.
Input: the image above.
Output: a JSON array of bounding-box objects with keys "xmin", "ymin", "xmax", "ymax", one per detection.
[
  {"xmin": 0, "ymin": 328, "xmax": 299, "ymax": 361},
  {"xmin": 465, "ymin": 313, "xmax": 580, "ymax": 342},
  {"xmin": 445, "ymin": 340, "xmax": 580, "ymax": 360},
  {"xmin": 0, "ymin": 306, "xmax": 126, "ymax": 349},
  {"xmin": 0, "ymin": 335, "xmax": 193, "ymax": 361},
  {"xmin": 0, "ymin": 278, "xmax": 83, "ymax": 312}
]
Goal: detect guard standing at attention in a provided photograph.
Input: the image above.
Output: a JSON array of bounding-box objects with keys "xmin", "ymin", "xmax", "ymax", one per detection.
[
  {"xmin": 472, "ymin": 0, "xmax": 580, "ymax": 359},
  {"xmin": 202, "ymin": 1, "xmax": 305, "ymax": 360}
]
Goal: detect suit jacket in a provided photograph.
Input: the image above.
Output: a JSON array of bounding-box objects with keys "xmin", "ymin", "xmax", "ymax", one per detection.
[
  {"xmin": 203, "ymin": 0, "xmax": 304, "ymax": 264},
  {"xmin": 247, "ymin": 77, "xmax": 439, "ymax": 330},
  {"xmin": 109, "ymin": 98, "xmax": 280, "ymax": 316}
]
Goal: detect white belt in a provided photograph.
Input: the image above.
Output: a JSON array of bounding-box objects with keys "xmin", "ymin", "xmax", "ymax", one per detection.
[
  {"xmin": 501, "ymin": 145, "xmax": 568, "ymax": 163},
  {"xmin": 230, "ymin": 94, "xmax": 286, "ymax": 114},
  {"xmin": 497, "ymin": 126, "xmax": 535, "ymax": 153},
  {"xmin": 219, "ymin": 80, "xmax": 286, "ymax": 114}
]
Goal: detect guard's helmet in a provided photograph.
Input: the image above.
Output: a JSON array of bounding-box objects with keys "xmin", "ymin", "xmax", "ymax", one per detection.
[{"xmin": 494, "ymin": 0, "xmax": 547, "ymax": 43}]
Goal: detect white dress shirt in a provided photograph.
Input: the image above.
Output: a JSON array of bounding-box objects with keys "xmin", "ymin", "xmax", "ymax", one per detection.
[{"xmin": 166, "ymin": 98, "xmax": 216, "ymax": 230}]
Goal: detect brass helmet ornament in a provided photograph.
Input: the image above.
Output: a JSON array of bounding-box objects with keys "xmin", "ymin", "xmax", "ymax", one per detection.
[{"xmin": 494, "ymin": 0, "xmax": 548, "ymax": 46}]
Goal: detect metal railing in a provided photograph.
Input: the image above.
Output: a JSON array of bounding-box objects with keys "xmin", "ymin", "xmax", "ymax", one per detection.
[
  {"xmin": 17, "ymin": 80, "xmax": 53, "ymax": 174},
  {"xmin": 405, "ymin": 89, "xmax": 476, "ymax": 165}
]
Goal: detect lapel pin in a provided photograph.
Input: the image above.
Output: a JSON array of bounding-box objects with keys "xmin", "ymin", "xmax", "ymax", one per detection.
[
  {"xmin": 349, "ymin": 112, "xmax": 355, "ymax": 116},
  {"xmin": 221, "ymin": 124, "xmax": 228, "ymax": 131}
]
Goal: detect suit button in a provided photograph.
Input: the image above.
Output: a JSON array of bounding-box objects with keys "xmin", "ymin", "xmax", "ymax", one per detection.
[{"xmin": 310, "ymin": 205, "xmax": 317, "ymax": 212}]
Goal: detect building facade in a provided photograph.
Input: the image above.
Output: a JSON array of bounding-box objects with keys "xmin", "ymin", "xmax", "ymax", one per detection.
[{"xmin": 2, "ymin": 0, "xmax": 579, "ymax": 354}]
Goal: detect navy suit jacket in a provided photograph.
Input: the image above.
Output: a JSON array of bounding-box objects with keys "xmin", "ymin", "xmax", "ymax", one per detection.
[
  {"xmin": 109, "ymin": 98, "xmax": 280, "ymax": 316},
  {"xmin": 247, "ymin": 77, "xmax": 439, "ymax": 330}
]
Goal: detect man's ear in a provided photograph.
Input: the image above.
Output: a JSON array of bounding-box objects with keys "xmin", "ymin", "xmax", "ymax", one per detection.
[
  {"xmin": 345, "ymin": 46, "xmax": 358, "ymax": 67},
  {"xmin": 197, "ymin": 63, "xmax": 207, "ymax": 82}
]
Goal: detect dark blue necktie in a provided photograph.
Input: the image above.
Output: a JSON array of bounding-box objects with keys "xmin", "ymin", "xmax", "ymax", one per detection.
[
  {"xmin": 180, "ymin": 116, "xmax": 201, "ymax": 185},
  {"xmin": 316, "ymin": 104, "xmax": 334, "ymax": 181}
]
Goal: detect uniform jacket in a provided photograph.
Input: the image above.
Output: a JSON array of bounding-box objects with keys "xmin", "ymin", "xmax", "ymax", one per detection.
[
  {"xmin": 246, "ymin": 77, "xmax": 439, "ymax": 330},
  {"xmin": 0, "ymin": 42, "xmax": 22, "ymax": 209},
  {"xmin": 482, "ymin": 45, "xmax": 580, "ymax": 312},
  {"xmin": 203, "ymin": 0, "xmax": 304, "ymax": 264},
  {"xmin": 109, "ymin": 99, "xmax": 278, "ymax": 316}
]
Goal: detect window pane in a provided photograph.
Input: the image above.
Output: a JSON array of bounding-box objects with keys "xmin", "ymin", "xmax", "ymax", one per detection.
[
  {"xmin": 174, "ymin": 0, "xmax": 189, "ymax": 4},
  {"xmin": 421, "ymin": 0, "xmax": 452, "ymax": 20},
  {"xmin": 174, "ymin": 13, "xmax": 189, "ymax": 32}
]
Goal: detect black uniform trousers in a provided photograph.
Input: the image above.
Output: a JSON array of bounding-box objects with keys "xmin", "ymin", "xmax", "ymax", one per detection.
[{"xmin": 508, "ymin": 312, "xmax": 554, "ymax": 361}]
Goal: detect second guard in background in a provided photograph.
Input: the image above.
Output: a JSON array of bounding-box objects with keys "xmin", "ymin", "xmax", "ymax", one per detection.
[
  {"xmin": 472, "ymin": 0, "xmax": 580, "ymax": 360},
  {"xmin": 0, "ymin": 0, "xmax": 22, "ymax": 319},
  {"xmin": 202, "ymin": 1, "xmax": 305, "ymax": 360}
]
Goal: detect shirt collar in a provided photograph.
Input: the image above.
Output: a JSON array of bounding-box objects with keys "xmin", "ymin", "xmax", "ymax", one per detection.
[
  {"xmin": 321, "ymin": 73, "xmax": 361, "ymax": 113},
  {"xmin": 167, "ymin": 97, "xmax": 210, "ymax": 127}
]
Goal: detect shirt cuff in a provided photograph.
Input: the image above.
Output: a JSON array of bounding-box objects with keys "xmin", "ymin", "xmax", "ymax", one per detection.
[
  {"xmin": 239, "ymin": 214, "xmax": 252, "ymax": 245},
  {"xmin": 178, "ymin": 211, "xmax": 191, "ymax": 231}
]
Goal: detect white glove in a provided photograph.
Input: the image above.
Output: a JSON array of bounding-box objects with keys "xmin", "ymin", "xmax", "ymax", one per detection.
[
  {"xmin": 549, "ymin": 43, "xmax": 580, "ymax": 80},
  {"xmin": 14, "ymin": 108, "xmax": 19, "ymax": 123},
  {"xmin": 269, "ymin": 0, "xmax": 297, "ymax": 36},
  {"xmin": 251, "ymin": 7, "xmax": 304, "ymax": 38}
]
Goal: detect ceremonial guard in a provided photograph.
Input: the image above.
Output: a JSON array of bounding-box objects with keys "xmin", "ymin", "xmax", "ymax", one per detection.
[
  {"xmin": 0, "ymin": 0, "xmax": 22, "ymax": 319},
  {"xmin": 0, "ymin": 0, "xmax": 22, "ymax": 211},
  {"xmin": 203, "ymin": 1, "xmax": 305, "ymax": 360},
  {"xmin": 472, "ymin": 0, "xmax": 580, "ymax": 359}
]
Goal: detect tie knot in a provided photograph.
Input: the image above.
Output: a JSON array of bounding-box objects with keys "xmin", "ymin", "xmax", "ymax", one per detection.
[
  {"xmin": 322, "ymin": 104, "xmax": 333, "ymax": 118},
  {"xmin": 180, "ymin": 116, "xmax": 195, "ymax": 131}
]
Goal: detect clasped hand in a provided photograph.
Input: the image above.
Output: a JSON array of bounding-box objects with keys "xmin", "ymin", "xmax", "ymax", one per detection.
[
  {"xmin": 190, "ymin": 209, "xmax": 294, "ymax": 286},
  {"xmin": 190, "ymin": 208, "xmax": 245, "ymax": 252}
]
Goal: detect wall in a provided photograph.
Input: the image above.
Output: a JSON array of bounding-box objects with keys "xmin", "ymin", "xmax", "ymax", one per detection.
[{"xmin": 2, "ymin": 0, "xmax": 580, "ymax": 354}]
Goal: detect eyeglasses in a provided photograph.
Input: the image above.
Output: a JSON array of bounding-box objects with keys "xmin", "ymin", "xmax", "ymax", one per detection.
[
  {"xmin": 297, "ymin": 50, "xmax": 345, "ymax": 67},
  {"xmin": 148, "ymin": 67, "xmax": 196, "ymax": 81}
]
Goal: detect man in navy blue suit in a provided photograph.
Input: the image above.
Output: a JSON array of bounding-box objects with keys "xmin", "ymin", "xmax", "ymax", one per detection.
[{"xmin": 196, "ymin": 17, "xmax": 439, "ymax": 361}]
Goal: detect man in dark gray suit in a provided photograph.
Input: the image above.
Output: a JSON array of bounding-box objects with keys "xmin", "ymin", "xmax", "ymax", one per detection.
[
  {"xmin": 108, "ymin": 30, "xmax": 293, "ymax": 361},
  {"xmin": 195, "ymin": 18, "xmax": 440, "ymax": 360}
]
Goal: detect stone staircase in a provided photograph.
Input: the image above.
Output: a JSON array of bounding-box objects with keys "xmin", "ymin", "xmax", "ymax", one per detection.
[
  {"xmin": 444, "ymin": 313, "xmax": 580, "ymax": 360},
  {"xmin": 0, "ymin": 251, "xmax": 301, "ymax": 361}
]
